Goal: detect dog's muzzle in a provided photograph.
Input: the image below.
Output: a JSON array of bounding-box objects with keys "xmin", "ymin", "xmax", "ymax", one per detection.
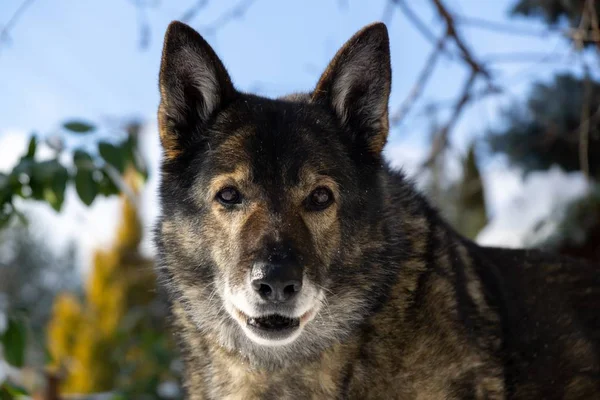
[{"xmin": 250, "ymin": 261, "xmax": 303, "ymax": 304}]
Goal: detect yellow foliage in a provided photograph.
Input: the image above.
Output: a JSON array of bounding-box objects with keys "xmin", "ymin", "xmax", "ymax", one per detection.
[
  {"xmin": 47, "ymin": 293, "xmax": 83, "ymax": 371},
  {"xmin": 46, "ymin": 166, "xmax": 159, "ymax": 394}
]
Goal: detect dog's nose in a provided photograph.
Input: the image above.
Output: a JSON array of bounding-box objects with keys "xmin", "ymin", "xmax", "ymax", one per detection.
[{"xmin": 250, "ymin": 262, "xmax": 303, "ymax": 303}]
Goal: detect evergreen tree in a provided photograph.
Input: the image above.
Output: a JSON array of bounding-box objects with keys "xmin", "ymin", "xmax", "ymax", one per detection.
[
  {"xmin": 456, "ymin": 144, "xmax": 488, "ymax": 240},
  {"xmin": 512, "ymin": 0, "xmax": 600, "ymax": 48},
  {"xmin": 488, "ymin": 1, "xmax": 600, "ymax": 262},
  {"xmin": 487, "ymin": 74, "xmax": 600, "ymax": 179},
  {"xmin": 47, "ymin": 167, "xmax": 180, "ymax": 397}
]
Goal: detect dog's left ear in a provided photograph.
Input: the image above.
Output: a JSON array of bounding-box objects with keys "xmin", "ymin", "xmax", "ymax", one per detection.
[
  {"xmin": 312, "ymin": 23, "xmax": 391, "ymax": 157},
  {"xmin": 158, "ymin": 21, "xmax": 236, "ymax": 160}
]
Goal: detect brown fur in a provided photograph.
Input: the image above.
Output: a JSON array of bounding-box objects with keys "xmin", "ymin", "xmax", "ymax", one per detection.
[{"xmin": 155, "ymin": 21, "xmax": 600, "ymax": 399}]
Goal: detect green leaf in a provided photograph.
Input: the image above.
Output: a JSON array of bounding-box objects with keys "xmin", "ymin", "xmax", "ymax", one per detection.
[
  {"xmin": 9, "ymin": 159, "xmax": 33, "ymax": 200},
  {"xmin": 124, "ymin": 134, "xmax": 148, "ymax": 180},
  {"xmin": 11, "ymin": 159, "xmax": 34, "ymax": 181},
  {"xmin": 29, "ymin": 179, "xmax": 44, "ymax": 200},
  {"xmin": 49, "ymin": 164, "xmax": 69, "ymax": 211},
  {"xmin": 31, "ymin": 160, "xmax": 69, "ymax": 211},
  {"xmin": 73, "ymin": 150, "xmax": 100, "ymax": 206},
  {"xmin": 73, "ymin": 149, "xmax": 93, "ymax": 167},
  {"xmin": 0, "ymin": 173, "xmax": 10, "ymax": 205},
  {"xmin": 0, "ymin": 317, "xmax": 27, "ymax": 368},
  {"xmin": 31, "ymin": 160, "xmax": 58, "ymax": 182},
  {"xmin": 98, "ymin": 170, "xmax": 119, "ymax": 197},
  {"xmin": 75, "ymin": 167, "xmax": 98, "ymax": 206},
  {"xmin": 0, "ymin": 173, "xmax": 7, "ymax": 190},
  {"xmin": 99, "ymin": 141, "xmax": 126, "ymax": 173},
  {"xmin": 0, "ymin": 208, "xmax": 12, "ymax": 228},
  {"xmin": 63, "ymin": 120, "xmax": 95, "ymax": 134},
  {"xmin": 24, "ymin": 136, "xmax": 37, "ymax": 160},
  {"xmin": 1, "ymin": 382, "xmax": 29, "ymax": 397}
]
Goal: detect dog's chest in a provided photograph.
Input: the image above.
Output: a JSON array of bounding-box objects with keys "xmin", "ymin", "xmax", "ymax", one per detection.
[
  {"xmin": 199, "ymin": 343, "xmax": 504, "ymax": 400},
  {"xmin": 203, "ymin": 359, "xmax": 341, "ymax": 400}
]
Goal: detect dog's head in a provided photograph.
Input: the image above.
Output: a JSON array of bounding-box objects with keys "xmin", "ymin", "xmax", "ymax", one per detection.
[{"xmin": 156, "ymin": 21, "xmax": 392, "ymax": 364}]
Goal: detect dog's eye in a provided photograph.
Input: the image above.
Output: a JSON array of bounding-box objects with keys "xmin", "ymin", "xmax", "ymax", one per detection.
[
  {"xmin": 216, "ymin": 187, "xmax": 242, "ymax": 206},
  {"xmin": 306, "ymin": 187, "xmax": 334, "ymax": 211}
]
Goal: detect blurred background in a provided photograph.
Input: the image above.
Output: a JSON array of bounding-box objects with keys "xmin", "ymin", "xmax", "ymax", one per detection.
[{"xmin": 0, "ymin": 0, "xmax": 599, "ymax": 398}]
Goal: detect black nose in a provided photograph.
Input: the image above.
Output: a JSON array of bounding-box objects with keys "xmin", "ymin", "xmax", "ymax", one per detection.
[{"xmin": 250, "ymin": 262, "xmax": 303, "ymax": 303}]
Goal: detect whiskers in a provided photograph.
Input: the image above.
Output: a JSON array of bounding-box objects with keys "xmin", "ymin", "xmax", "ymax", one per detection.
[
  {"xmin": 314, "ymin": 284, "xmax": 335, "ymax": 325},
  {"xmin": 202, "ymin": 280, "xmax": 229, "ymax": 316}
]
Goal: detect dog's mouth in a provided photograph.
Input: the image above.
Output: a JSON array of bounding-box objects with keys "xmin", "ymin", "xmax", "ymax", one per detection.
[
  {"xmin": 231, "ymin": 306, "xmax": 316, "ymax": 345},
  {"xmin": 247, "ymin": 314, "xmax": 300, "ymax": 331}
]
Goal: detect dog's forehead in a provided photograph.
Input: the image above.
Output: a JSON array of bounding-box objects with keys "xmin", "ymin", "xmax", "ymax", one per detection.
[{"xmin": 208, "ymin": 98, "xmax": 339, "ymax": 185}]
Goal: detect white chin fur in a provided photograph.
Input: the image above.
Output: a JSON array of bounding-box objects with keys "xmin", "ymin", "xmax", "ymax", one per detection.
[
  {"xmin": 241, "ymin": 325, "xmax": 304, "ymax": 346},
  {"xmin": 223, "ymin": 283, "xmax": 323, "ymax": 346}
]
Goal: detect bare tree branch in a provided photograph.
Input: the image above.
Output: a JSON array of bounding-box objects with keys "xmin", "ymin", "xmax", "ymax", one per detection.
[
  {"xmin": 128, "ymin": 0, "xmax": 160, "ymax": 50},
  {"xmin": 180, "ymin": 0, "xmax": 210, "ymax": 23},
  {"xmin": 198, "ymin": 0, "xmax": 257, "ymax": 36},
  {"xmin": 391, "ymin": 0, "xmax": 453, "ymax": 57},
  {"xmin": 381, "ymin": 0, "xmax": 396, "ymax": 25},
  {"xmin": 420, "ymin": 71, "xmax": 478, "ymax": 171},
  {"xmin": 388, "ymin": 0, "xmax": 499, "ymax": 172},
  {"xmin": 580, "ymin": 64, "xmax": 592, "ymax": 180},
  {"xmin": 455, "ymin": 15, "xmax": 552, "ymax": 38},
  {"xmin": 132, "ymin": 0, "xmax": 255, "ymax": 49},
  {"xmin": 415, "ymin": 85, "xmax": 502, "ymax": 118},
  {"xmin": 482, "ymin": 52, "xmax": 568, "ymax": 64},
  {"xmin": 390, "ymin": 37, "xmax": 446, "ymax": 127},
  {"xmin": 430, "ymin": 0, "xmax": 492, "ymax": 81},
  {"xmin": 0, "ymin": 0, "xmax": 36, "ymax": 56}
]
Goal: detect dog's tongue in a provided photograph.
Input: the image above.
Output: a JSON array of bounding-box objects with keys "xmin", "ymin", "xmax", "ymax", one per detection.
[{"xmin": 247, "ymin": 315, "xmax": 300, "ymax": 330}]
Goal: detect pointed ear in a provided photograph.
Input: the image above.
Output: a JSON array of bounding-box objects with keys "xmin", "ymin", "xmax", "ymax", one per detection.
[
  {"xmin": 158, "ymin": 21, "xmax": 236, "ymax": 160},
  {"xmin": 312, "ymin": 23, "xmax": 391, "ymax": 156}
]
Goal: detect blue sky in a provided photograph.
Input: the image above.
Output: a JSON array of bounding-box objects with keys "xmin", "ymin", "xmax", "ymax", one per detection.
[
  {"xmin": 0, "ymin": 0, "xmax": 592, "ymax": 263},
  {"xmin": 0, "ymin": 0, "xmax": 582, "ymax": 148}
]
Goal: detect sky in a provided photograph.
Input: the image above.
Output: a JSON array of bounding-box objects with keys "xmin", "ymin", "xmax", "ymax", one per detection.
[
  {"xmin": 2, "ymin": 0, "xmax": 583, "ymax": 139},
  {"xmin": 0, "ymin": 0, "xmax": 593, "ymax": 271}
]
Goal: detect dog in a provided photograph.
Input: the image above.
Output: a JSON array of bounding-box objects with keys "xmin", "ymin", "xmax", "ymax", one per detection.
[{"xmin": 154, "ymin": 21, "xmax": 600, "ymax": 399}]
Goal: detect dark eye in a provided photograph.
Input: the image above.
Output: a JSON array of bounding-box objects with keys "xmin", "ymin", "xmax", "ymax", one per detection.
[
  {"xmin": 216, "ymin": 187, "xmax": 241, "ymax": 206},
  {"xmin": 307, "ymin": 187, "xmax": 334, "ymax": 211}
]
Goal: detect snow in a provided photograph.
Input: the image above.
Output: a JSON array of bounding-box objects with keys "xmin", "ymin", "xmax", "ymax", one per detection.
[{"xmin": 477, "ymin": 166, "xmax": 591, "ymax": 248}]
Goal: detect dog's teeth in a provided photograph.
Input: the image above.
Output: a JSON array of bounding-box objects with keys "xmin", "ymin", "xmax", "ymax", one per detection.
[{"xmin": 246, "ymin": 315, "xmax": 300, "ymax": 331}]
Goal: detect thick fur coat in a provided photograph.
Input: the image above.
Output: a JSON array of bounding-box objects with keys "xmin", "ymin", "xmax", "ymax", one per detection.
[{"xmin": 154, "ymin": 21, "xmax": 600, "ymax": 399}]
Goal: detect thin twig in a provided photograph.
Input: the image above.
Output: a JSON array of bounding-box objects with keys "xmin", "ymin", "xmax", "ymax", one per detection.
[
  {"xmin": 414, "ymin": 85, "xmax": 502, "ymax": 117},
  {"xmin": 392, "ymin": 0, "xmax": 454, "ymax": 59},
  {"xmin": 587, "ymin": 0, "xmax": 600, "ymax": 50},
  {"xmin": 0, "ymin": 0, "xmax": 36, "ymax": 55},
  {"xmin": 439, "ymin": 71, "xmax": 477, "ymax": 141},
  {"xmin": 420, "ymin": 71, "xmax": 478, "ymax": 171},
  {"xmin": 198, "ymin": 0, "xmax": 257, "ymax": 36},
  {"xmin": 572, "ymin": 0, "xmax": 592, "ymax": 50},
  {"xmin": 430, "ymin": 0, "xmax": 492, "ymax": 80},
  {"xmin": 579, "ymin": 64, "xmax": 592, "ymax": 180},
  {"xmin": 390, "ymin": 37, "xmax": 446, "ymax": 126},
  {"xmin": 455, "ymin": 15, "xmax": 552, "ymax": 38},
  {"xmin": 381, "ymin": 0, "xmax": 396, "ymax": 25},
  {"xmin": 180, "ymin": 0, "xmax": 210, "ymax": 23},
  {"xmin": 482, "ymin": 51, "xmax": 567, "ymax": 64}
]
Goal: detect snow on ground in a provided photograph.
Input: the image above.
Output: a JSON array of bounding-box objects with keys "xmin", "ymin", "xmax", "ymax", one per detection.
[{"xmin": 477, "ymin": 165, "xmax": 591, "ymax": 248}]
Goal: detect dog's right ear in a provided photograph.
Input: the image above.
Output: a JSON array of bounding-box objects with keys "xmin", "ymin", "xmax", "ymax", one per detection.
[
  {"xmin": 158, "ymin": 21, "xmax": 236, "ymax": 160},
  {"xmin": 311, "ymin": 23, "xmax": 391, "ymax": 159}
]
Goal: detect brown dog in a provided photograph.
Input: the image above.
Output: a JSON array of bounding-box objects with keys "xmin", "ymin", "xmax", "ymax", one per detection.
[{"xmin": 154, "ymin": 21, "xmax": 600, "ymax": 399}]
